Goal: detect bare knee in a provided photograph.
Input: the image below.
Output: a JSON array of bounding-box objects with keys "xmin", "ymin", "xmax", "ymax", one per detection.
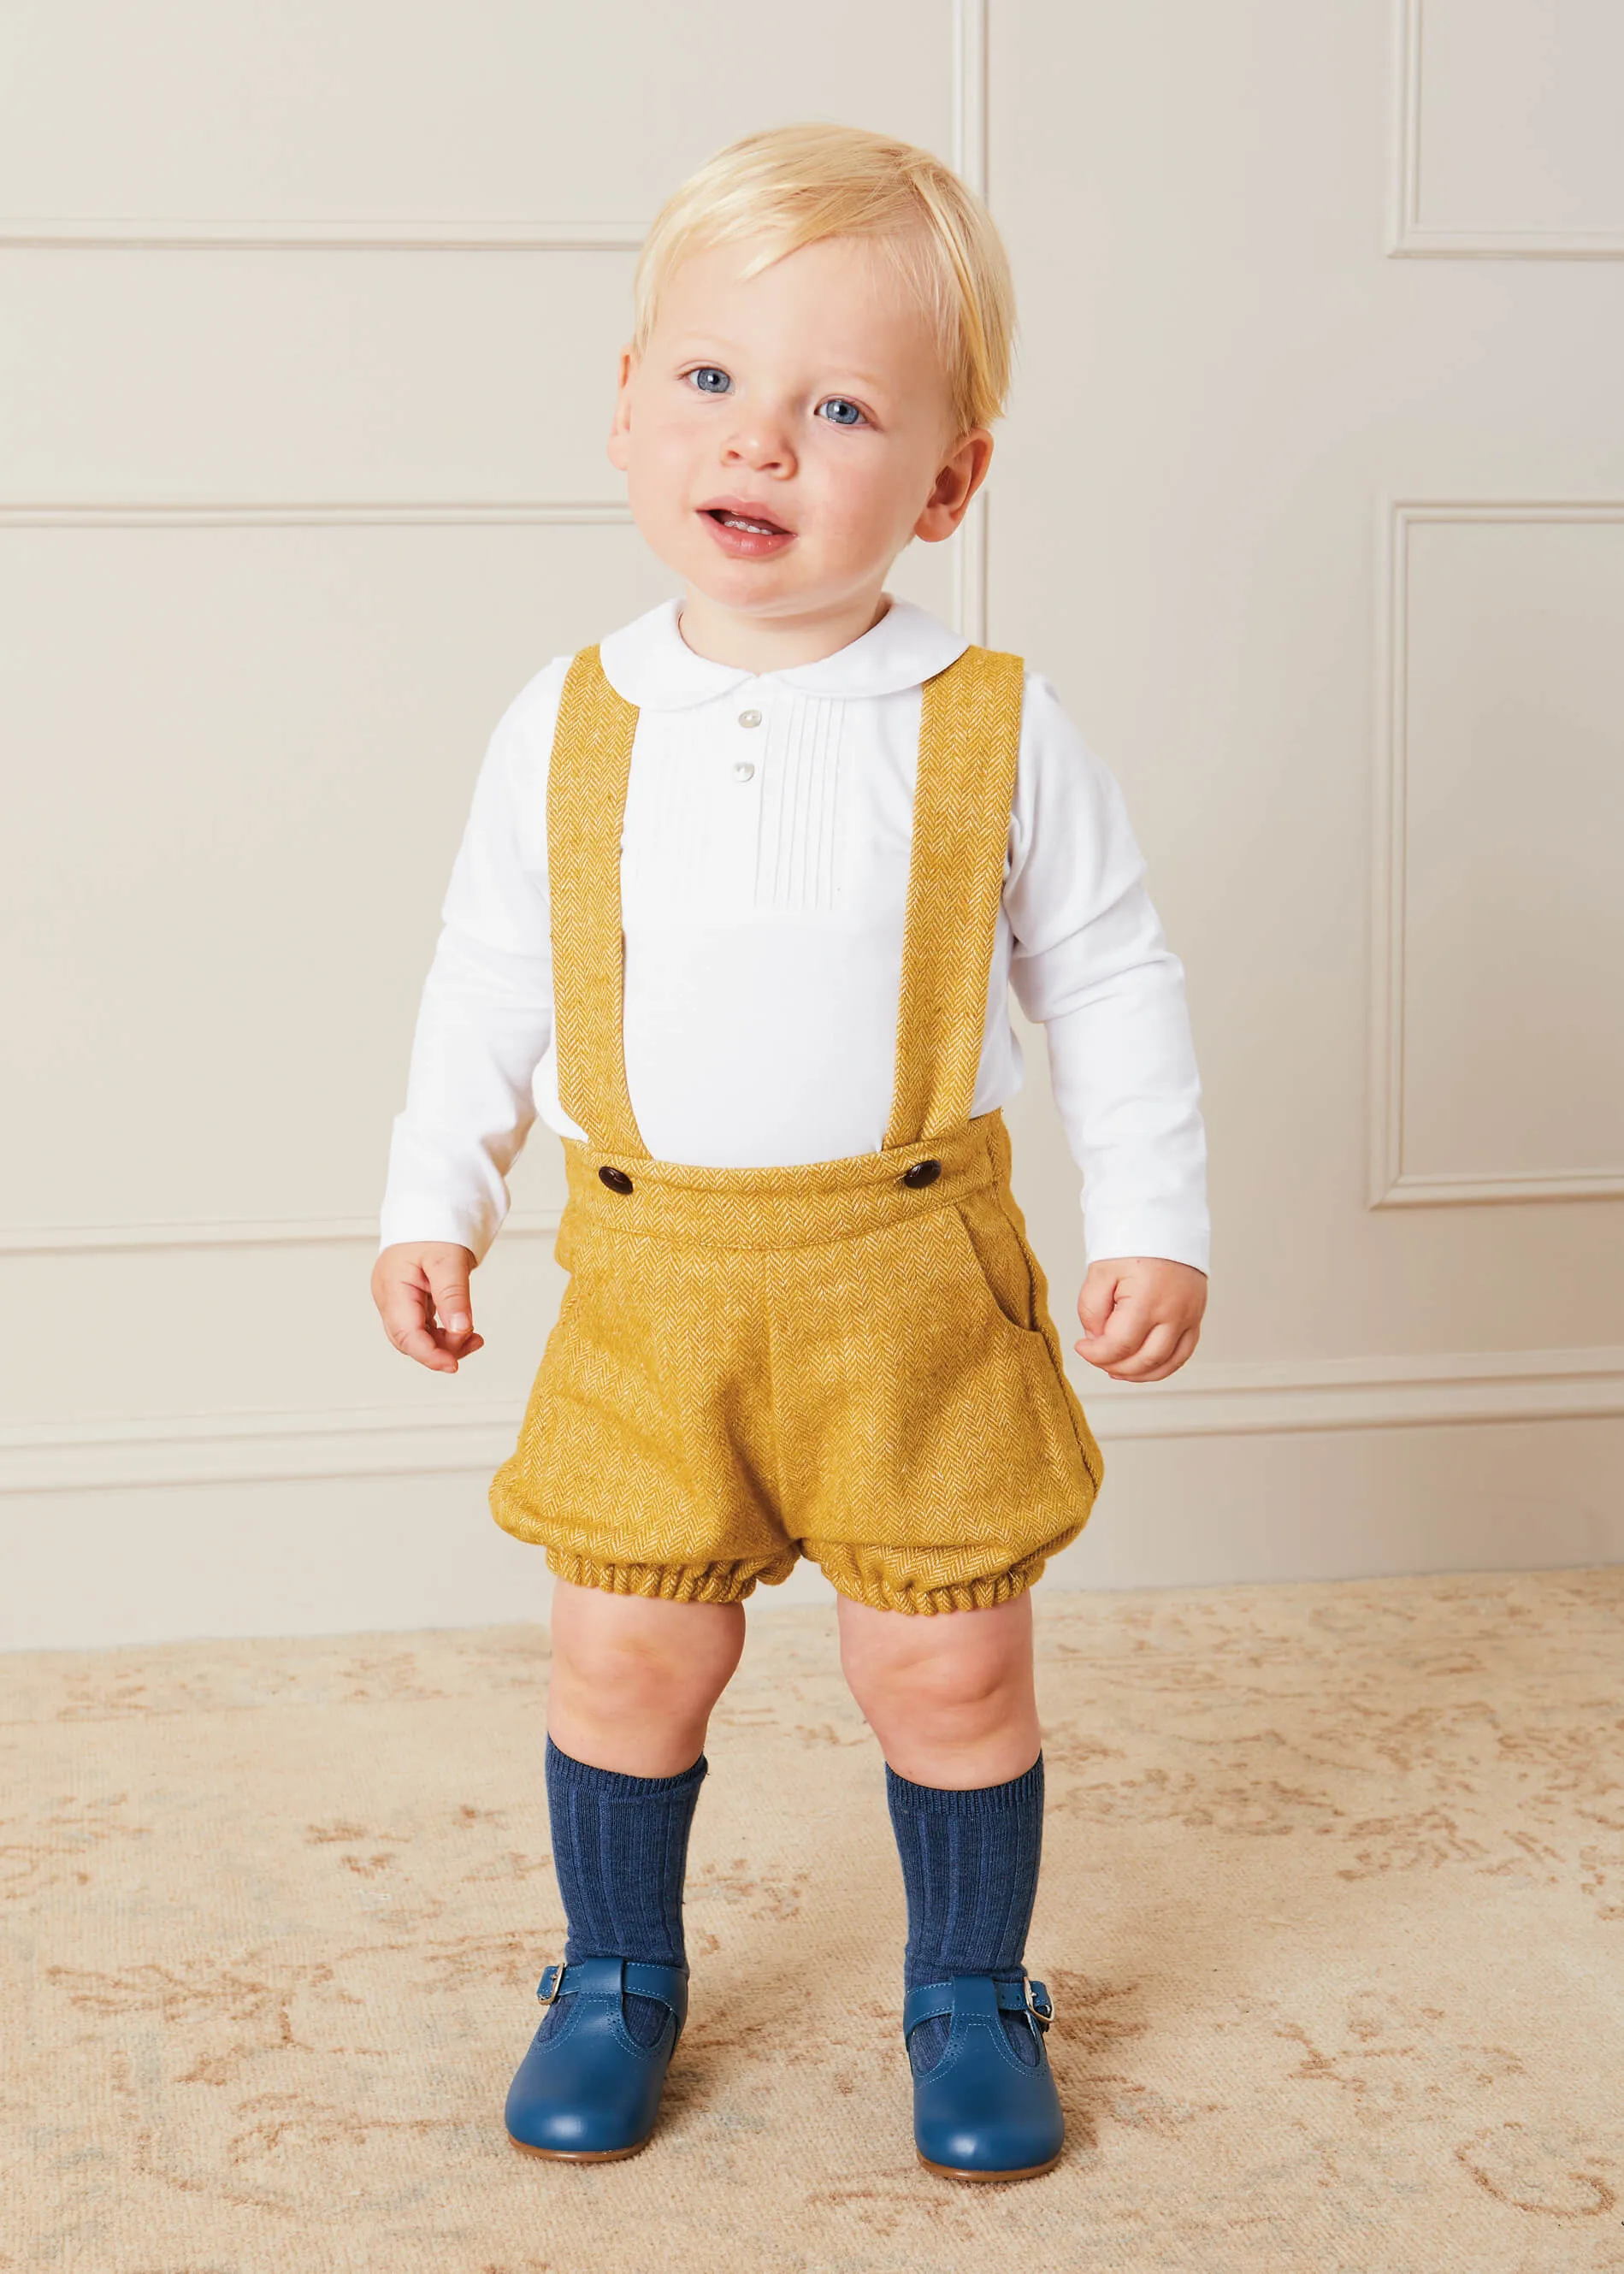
[
  {"xmin": 846, "ymin": 1633, "xmax": 1001, "ymax": 1723},
  {"xmin": 838, "ymin": 1594, "xmax": 1039, "ymax": 1786},
  {"xmin": 548, "ymin": 1582, "xmax": 745, "ymax": 1775}
]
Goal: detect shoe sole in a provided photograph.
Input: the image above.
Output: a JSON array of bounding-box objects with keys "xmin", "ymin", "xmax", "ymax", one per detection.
[
  {"xmin": 918, "ymin": 2150, "xmax": 1062, "ymax": 2183},
  {"xmin": 507, "ymin": 2130, "xmax": 653, "ymax": 2163}
]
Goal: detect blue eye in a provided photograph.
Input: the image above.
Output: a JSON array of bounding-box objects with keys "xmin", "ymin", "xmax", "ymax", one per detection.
[
  {"xmin": 689, "ymin": 366, "xmax": 732, "ymax": 394},
  {"xmin": 818, "ymin": 397, "xmax": 865, "ymax": 428}
]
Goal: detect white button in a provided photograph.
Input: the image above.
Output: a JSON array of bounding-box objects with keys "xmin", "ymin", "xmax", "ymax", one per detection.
[
  {"xmin": 733, "ymin": 760, "xmax": 756, "ymax": 783},
  {"xmin": 737, "ymin": 708, "xmax": 763, "ymax": 729}
]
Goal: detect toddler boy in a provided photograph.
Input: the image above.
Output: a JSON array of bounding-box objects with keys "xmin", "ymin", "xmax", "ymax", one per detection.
[{"xmin": 374, "ymin": 124, "xmax": 1208, "ymax": 2181}]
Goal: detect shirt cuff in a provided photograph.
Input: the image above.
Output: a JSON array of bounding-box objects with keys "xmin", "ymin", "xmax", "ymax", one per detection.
[
  {"xmin": 377, "ymin": 1197, "xmax": 499, "ymax": 1262},
  {"xmin": 1082, "ymin": 1203, "xmax": 1210, "ymax": 1277}
]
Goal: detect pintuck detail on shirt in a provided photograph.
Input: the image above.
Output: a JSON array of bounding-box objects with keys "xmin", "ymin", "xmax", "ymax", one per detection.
[
  {"xmin": 619, "ymin": 695, "xmax": 851, "ymax": 919},
  {"xmin": 753, "ymin": 699, "xmax": 846, "ymax": 915}
]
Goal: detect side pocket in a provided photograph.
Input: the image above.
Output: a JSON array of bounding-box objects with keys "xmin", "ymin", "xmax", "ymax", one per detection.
[{"xmin": 949, "ymin": 1196, "xmax": 1043, "ymax": 1336}]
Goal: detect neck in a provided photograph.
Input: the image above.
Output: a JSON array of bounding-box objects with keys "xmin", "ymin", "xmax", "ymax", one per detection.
[{"xmin": 676, "ymin": 585, "xmax": 892, "ymax": 675}]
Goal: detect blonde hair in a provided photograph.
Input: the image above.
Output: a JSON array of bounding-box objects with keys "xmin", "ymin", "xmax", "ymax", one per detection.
[{"xmin": 633, "ymin": 124, "xmax": 1016, "ymax": 434}]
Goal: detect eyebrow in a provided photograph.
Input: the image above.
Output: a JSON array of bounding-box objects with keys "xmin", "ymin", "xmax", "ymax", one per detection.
[{"xmin": 664, "ymin": 333, "xmax": 747, "ymax": 357}]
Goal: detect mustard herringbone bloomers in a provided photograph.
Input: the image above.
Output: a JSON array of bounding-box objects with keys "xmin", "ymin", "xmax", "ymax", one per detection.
[{"xmin": 488, "ymin": 643, "xmax": 1102, "ymax": 1614}]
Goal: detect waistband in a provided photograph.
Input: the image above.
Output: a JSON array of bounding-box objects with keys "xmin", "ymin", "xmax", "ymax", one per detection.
[{"xmin": 559, "ymin": 1110, "xmax": 1011, "ymax": 1254}]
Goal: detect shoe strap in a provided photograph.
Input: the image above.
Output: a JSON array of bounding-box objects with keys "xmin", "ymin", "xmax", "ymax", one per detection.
[
  {"xmin": 536, "ymin": 1957, "xmax": 688, "ymax": 2017},
  {"xmin": 903, "ymin": 1974, "xmax": 1054, "ymax": 2041}
]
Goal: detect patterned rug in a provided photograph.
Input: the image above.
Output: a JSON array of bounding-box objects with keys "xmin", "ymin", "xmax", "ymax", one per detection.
[{"xmin": 5, "ymin": 1568, "xmax": 1622, "ymax": 2272}]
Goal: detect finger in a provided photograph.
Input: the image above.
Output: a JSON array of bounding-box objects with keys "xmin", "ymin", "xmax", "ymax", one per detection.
[
  {"xmin": 379, "ymin": 1282, "xmax": 459, "ymax": 1373},
  {"xmin": 1102, "ymin": 1320, "xmax": 1184, "ymax": 1381},
  {"xmin": 1076, "ymin": 1267, "xmax": 1125, "ymax": 1341},
  {"xmin": 1114, "ymin": 1327, "xmax": 1201, "ymax": 1385},
  {"xmin": 1102, "ymin": 1320, "xmax": 1182, "ymax": 1379},
  {"xmin": 1077, "ymin": 1292, "xmax": 1153, "ymax": 1368},
  {"xmin": 423, "ymin": 1253, "xmax": 475, "ymax": 1348}
]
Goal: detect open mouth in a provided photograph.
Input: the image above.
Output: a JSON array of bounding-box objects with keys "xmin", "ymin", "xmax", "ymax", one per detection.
[
  {"xmin": 699, "ymin": 504, "xmax": 797, "ymax": 561},
  {"xmin": 704, "ymin": 508, "xmax": 792, "ymax": 536}
]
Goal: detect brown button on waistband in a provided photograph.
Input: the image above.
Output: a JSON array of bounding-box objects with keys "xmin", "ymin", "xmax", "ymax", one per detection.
[
  {"xmin": 901, "ymin": 1158, "xmax": 942, "ymax": 1189},
  {"xmin": 598, "ymin": 1165, "xmax": 635, "ymax": 1194}
]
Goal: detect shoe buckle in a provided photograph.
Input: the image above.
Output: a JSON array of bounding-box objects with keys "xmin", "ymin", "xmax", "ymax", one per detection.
[
  {"xmin": 1025, "ymin": 1978, "xmax": 1054, "ymax": 2031},
  {"xmin": 536, "ymin": 1962, "xmax": 567, "ymax": 2004}
]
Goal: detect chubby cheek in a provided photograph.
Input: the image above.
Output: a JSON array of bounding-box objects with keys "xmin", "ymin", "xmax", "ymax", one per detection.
[
  {"xmin": 624, "ymin": 429, "xmax": 697, "ymax": 545},
  {"xmin": 618, "ymin": 416, "xmax": 700, "ymax": 543},
  {"xmin": 803, "ymin": 460, "xmax": 916, "ymax": 574}
]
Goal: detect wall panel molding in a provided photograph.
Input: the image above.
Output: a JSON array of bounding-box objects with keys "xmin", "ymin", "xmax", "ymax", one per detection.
[
  {"xmin": 0, "ymin": 1210, "xmax": 562, "ymax": 1259},
  {"xmin": 0, "ymin": 502, "xmax": 631, "ymax": 530},
  {"xmin": 5, "ymin": 1346, "xmax": 1621, "ymax": 1494},
  {"xmin": 1390, "ymin": 0, "xmax": 1624, "ymax": 259},
  {"xmin": 1369, "ymin": 499, "xmax": 1624, "ymax": 1209},
  {"xmin": 0, "ymin": 499, "xmax": 624, "ymax": 1257},
  {"xmin": 0, "ymin": 218, "xmax": 644, "ymax": 251},
  {"xmin": 952, "ymin": 0, "xmax": 989, "ymax": 644},
  {"xmin": 3, "ymin": 6, "xmax": 987, "ymax": 258}
]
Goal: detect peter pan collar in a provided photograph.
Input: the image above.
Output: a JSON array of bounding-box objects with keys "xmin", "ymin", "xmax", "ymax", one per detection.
[{"xmin": 598, "ymin": 595, "xmax": 969, "ymax": 710}]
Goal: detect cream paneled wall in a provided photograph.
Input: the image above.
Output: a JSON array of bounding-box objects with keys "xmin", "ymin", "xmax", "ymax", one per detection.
[
  {"xmin": 1378, "ymin": 505, "xmax": 1624, "ymax": 1203},
  {"xmin": 0, "ymin": 1, "xmax": 954, "ymax": 235},
  {"xmin": 1394, "ymin": 0, "xmax": 1624, "ymax": 255},
  {"xmin": 3, "ymin": 1, "xmax": 1621, "ymax": 1647}
]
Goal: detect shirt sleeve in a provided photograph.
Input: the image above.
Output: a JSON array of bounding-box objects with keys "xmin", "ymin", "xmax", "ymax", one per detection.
[
  {"xmin": 1004, "ymin": 672, "xmax": 1210, "ymax": 1274},
  {"xmin": 377, "ymin": 663, "xmax": 565, "ymax": 1261}
]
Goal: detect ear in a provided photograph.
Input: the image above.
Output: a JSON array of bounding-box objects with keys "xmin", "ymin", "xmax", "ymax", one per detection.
[
  {"xmin": 606, "ymin": 344, "xmax": 637, "ymax": 473},
  {"xmin": 913, "ymin": 428, "xmax": 995, "ymax": 544}
]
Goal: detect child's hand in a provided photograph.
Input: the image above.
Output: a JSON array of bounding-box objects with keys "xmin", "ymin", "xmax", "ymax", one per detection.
[
  {"xmin": 1076, "ymin": 1256, "xmax": 1206, "ymax": 1382},
  {"xmin": 371, "ymin": 1243, "xmax": 483, "ymax": 1373}
]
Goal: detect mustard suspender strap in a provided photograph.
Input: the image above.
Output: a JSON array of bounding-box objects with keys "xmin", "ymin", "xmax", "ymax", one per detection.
[
  {"xmin": 546, "ymin": 646, "xmax": 650, "ymax": 1160},
  {"xmin": 883, "ymin": 646, "xmax": 1026, "ymax": 1151}
]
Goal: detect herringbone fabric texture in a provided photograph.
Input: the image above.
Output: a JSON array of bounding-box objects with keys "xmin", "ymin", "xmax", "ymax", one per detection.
[
  {"xmin": 546, "ymin": 646, "xmax": 647, "ymax": 1160},
  {"xmin": 885, "ymin": 648, "xmax": 1025, "ymax": 1148},
  {"xmin": 487, "ymin": 644, "xmax": 1101, "ymax": 1613}
]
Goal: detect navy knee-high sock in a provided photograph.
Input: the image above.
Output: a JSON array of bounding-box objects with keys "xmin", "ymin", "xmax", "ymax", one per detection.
[
  {"xmin": 886, "ymin": 1753, "xmax": 1045, "ymax": 2070},
  {"xmin": 541, "ymin": 1736, "xmax": 706, "ymax": 2047}
]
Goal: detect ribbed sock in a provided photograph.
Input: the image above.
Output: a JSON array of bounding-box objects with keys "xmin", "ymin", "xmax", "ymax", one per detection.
[
  {"xmin": 886, "ymin": 1753, "xmax": 1045, "ymax": 2071},
  {"xmin": 540, "ymin": 1736, "xmax": 706, "ymax": 2048}
]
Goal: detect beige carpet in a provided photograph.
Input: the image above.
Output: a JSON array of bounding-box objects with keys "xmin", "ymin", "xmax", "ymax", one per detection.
[{"xmin": 5, "ymin": 1568, "xmax": 1623, "ymax": 2273}]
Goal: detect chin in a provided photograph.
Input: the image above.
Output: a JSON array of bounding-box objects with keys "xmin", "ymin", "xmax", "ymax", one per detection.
[{"xmin": 682, "ymin": 556, "xmax": 808, "ymax": 611}]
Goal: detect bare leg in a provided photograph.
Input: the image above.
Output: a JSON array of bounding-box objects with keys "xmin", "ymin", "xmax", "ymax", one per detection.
[
  {"xmin": 836, "ymin": 1592, "xmax": 1040, "ymax": 1784},
  {"xmin": 546, "ymin": 1577, "xmax": 747, "ymax": 1776}
]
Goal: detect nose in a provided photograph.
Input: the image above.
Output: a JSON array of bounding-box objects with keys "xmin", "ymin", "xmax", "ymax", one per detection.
[{"xmin": 722, "ymin": 405, "xmax": 796, "ymax": 478}]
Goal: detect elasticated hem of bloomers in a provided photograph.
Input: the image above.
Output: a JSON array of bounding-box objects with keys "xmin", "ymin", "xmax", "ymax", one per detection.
[
  {"xmin": 542, "ymin": 1548, "xmax": 799, "ymax": 1604},
  {"xmin": 806, "ymin": 1539, "xmax": 1079, "ymax": 1617}
]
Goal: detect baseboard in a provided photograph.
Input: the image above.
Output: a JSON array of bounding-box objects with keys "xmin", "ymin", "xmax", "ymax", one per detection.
[{"xmin": 3, "ymin": 1346, "xmax": 1621, "ymax": 1495}]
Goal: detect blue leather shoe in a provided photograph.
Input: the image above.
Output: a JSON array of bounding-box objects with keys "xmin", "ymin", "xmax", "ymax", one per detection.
[
  {"xmin": 505, "ymin": 1956, "xmax": 688, "ymax": 2162},
  {"xmin": 905, "ymin": 1974, "xmax": 1064, "ymax": 2182}
]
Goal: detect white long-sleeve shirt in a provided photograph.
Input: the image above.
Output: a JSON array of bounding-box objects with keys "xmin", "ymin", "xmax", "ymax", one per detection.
[{"xmin": 380, "ymin": 596, "xmax": 1209, "ymax": 1273}]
